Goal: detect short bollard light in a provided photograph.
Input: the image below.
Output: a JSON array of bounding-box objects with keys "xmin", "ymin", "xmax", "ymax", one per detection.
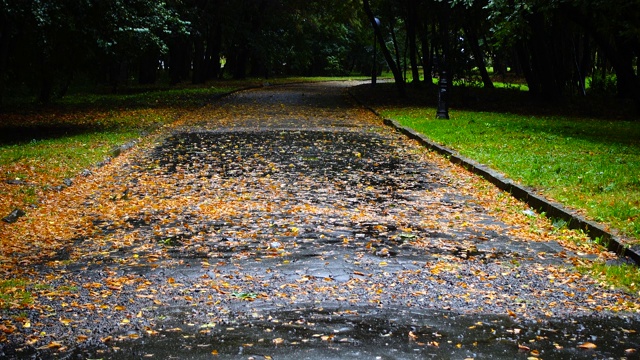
[{"xmin": 436, "ymin": 70, "xmax": 449, "ymax": 119}]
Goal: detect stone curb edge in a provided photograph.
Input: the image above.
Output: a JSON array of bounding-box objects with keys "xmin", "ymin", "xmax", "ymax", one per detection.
[
  {"xmin": 383, "ymin": 117, "xmax": 640, "ymax": 265},
  {"xmin": 347, "ymin": 88, "xmax": 639, "ymax": 265}
]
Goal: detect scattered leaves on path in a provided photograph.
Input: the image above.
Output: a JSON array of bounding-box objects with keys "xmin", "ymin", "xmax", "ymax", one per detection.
[{"xmin": 0, "ymin": 83, "xmax": 638, "ymax": 358}]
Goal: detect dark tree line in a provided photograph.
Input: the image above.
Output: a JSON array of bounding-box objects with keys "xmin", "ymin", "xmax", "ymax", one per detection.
[
  {"xmin": 364, "ymin": 0, "xmax": 639, "ymax": 109},
  {"xmin": 0, "ymin": 0, "xmax": 371, "ymax": 104},
  {"xmin": 1, "ymin": 0, "xmax": 638, "ymax": 110}
]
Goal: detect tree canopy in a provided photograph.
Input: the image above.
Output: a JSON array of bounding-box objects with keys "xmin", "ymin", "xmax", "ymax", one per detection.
[{"xmin": 1, "ymin": 0, "xmax": 638, "ymax": 109}]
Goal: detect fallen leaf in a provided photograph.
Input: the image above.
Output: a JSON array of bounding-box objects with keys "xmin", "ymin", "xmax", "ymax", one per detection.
[
  {"xmin": 518, "ymin": 344, "xmax": 530, "ymax": 351},
  {"xmin": 38, "ymin": 341, "xmax": 63, "ymax": 350},
  {"xmin": 101, "ymin": 336, "xmax": 113, "ymax": 343}
]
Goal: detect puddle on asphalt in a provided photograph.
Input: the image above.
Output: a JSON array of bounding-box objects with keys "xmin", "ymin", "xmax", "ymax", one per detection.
[{"xmin": 70, "ymin": 306, "xmax": 639, "ymax": 359}]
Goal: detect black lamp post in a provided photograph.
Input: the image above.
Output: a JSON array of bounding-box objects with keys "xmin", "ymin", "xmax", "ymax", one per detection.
[
  {"xmin": 436, "ymin": 59, "xmax": 449, "ymax": 119},
  {"xmin": 372, "ymin": 17, "xmax": 380, "ymax": 85}
]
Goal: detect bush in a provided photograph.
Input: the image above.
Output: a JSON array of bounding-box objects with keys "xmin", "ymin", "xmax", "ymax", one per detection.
[{"xmin": 588, "ymin": 73, "xmax": 617, "ymax": 95}]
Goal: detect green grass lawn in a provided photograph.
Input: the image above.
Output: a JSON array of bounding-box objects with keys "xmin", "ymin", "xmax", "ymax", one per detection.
[{"xmin": 378, "ymin": 101, "xmax": 640, "ymax": 244}]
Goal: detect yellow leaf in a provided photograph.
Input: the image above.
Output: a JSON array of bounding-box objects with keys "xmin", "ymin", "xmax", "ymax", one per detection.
[
  {"xmin": 518, "ymin": 344, "xmax": 530, "ymax": 351},
  {"xmin": 38, "ymin": 341, "xmax": 63, "ymax": 350},
  {"xmin": 145, "ymin": 327, "xmax": 159, "ymax": 336}
]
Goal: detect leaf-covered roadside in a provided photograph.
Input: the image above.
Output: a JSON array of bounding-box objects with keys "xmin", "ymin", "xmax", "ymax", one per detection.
[
  {"xmin": 0, "ymin": 84, "xmax": 250, "ymax": 226},
  {"xmin": 1, "ymin": 83, "xmax": 639, "ymax": 358}
]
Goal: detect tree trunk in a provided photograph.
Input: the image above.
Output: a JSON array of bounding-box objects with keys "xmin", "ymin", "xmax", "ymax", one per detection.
[
  {"xmin": 168, "ymin": 36, "xmax": 190, "ymax": 85},
  {"xmin": 138, "ymin": 49, "xmax": 158, "ymax": 85},
  {"xmin": 39, "ymin": 73, "xmax": 53, "ymax": 104},
  {"xmin": 516, "ymin": 42, "xmax": 539, "ymax": 96},
  {"xmin": 390, "ymin": 21, "xmax": 402, "ymax": 80},
  {"xmin": 406, "ymin": 0, "xmax": 421, "ymax": 85},
  {"xmin": 418, "ymin": 17, "xmax": 433, "ymax": 85},
  {"xmin": 611, "ymin": 39, "xmax": 640, "ymax": 100},
  {"xmin": 192, "ymin": 35, "xmax": 206, "ymax": 84},
  {"xmin": 0, "ymin": 17, "xmax": 9, "ymax": 106},
  {"xmin": 38, "ymin": 53, "xmax": 53, "ymax": 104},
  {"xmin": 527, "ymin": 12, "xmax": 566, "ymax": 99},
  {"xmin": 204, "ymin": 24, "xmax": 222, "ymax": 81},
  {"xmin": 464, "ymin": 26, "xmax": 493, "ymax": 89},
  {"xmin": 233, "ymin": 48, "xmax": 249, "ymax": 79},
  {"xmin": 362, "ymin": 0, "xmax": 405, "ymax": 96},
  {"xmin": 578, "ymin": 35, "xmax": 591, "ymax": 96}
]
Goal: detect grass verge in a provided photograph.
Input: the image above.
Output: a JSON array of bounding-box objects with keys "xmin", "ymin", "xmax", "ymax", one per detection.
[{"xmin": 579, "ymin": 261, "xmax": 640, "ymax": 296}]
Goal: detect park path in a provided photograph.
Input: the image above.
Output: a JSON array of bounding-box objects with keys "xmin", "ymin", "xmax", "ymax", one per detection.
[{"xmin": 1, "ymin": 82, "xmax": 639, "ymax": 359}]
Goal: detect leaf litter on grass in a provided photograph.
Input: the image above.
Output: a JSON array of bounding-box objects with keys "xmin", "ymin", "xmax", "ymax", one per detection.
[{"xmin": 0, "ymin": 82, "xmax": 638, "ymax": 358}]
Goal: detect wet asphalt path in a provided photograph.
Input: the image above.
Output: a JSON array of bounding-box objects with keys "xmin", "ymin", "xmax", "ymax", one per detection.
[{"xmin": 2, "ymin": 82, "xmax": 639, "ymax": 359}]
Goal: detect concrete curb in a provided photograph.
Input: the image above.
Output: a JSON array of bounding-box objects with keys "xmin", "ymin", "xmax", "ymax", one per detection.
[{"xmin": 350, "ymin": 91, "xmax": 639, "ymax": 265}]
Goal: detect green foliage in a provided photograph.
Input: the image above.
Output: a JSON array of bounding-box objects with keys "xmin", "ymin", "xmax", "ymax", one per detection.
[{"xmin": 588, "ymin": 74, "xmax": 618, "ymax": 95}]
